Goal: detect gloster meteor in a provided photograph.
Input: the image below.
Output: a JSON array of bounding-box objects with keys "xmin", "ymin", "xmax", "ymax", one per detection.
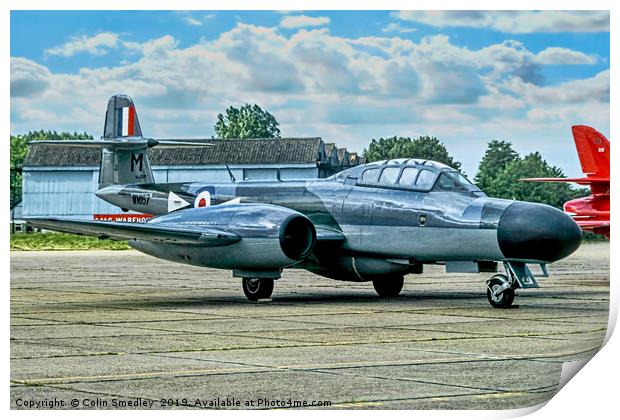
[{"xmin": 28, "ymin": 95, "xmax": 582, "ymax": 308}]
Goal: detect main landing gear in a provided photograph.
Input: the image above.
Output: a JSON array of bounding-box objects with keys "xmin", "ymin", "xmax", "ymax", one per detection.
[
  {"xmin": 242, "ymin": 278, "xmax": 274, "ymax": 301},
  {"xmin": 372, "ymin": 275, "xmax": 404, "ymax": 298},
  {"xmin": 485, "ymin": 261, "xmax": 547, "ymax": 308}
]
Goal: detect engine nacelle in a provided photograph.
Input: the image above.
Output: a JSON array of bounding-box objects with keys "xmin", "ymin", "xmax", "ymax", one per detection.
[
  {"xmin": 307, "ymin": 255, "xmax": 410, "ymax": 282},
  {"xmin": 130, "ymin": 203, "xmax": 316, "ymax": 271}
]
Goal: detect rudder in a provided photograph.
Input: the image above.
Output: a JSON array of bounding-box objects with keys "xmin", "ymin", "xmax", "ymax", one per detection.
[
  {"xmin": 572, "ymin": 125, "xmax": 610, "ymax": 178},
  {"xmin": 103, "ymin": 94, "xmax": 143, "ymax": 138}
]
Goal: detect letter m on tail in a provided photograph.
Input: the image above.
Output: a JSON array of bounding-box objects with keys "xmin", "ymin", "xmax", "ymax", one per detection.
[{"xmin": 131, "ymin": 153, "xmax": 144, "ymax": 172}]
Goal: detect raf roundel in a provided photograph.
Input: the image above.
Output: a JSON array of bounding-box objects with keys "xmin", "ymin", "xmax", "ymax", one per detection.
[{"xmin": 194, "ymin": 190, "xmax": 211, "ymax": 208}]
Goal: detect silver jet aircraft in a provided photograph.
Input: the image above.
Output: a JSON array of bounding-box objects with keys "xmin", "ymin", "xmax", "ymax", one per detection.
[{"xmin": 28, "ymin": 95, "xmax": 583, "ymax": 308}]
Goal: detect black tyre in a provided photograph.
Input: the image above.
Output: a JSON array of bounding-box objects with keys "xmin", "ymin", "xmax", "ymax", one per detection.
[
  {"xmin": 487, "ymin": 275, "xmax": 515, "ymax": 308},
  {"xmin": 242, "ymin": 278, "xmax": 274, "ymax": 301},
  {"xmin": 372, "ymin": 275, "xmax": 404, "ymax": 298}
]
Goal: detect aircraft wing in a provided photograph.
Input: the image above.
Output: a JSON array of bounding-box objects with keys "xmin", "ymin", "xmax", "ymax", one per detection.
[
  {"xmin": 26, "ymin": 218, "xmax": 240, "ymax": 246},
  {"xmin": 575, "ymin": 220, "xmax": 610, "ymax": 239}
]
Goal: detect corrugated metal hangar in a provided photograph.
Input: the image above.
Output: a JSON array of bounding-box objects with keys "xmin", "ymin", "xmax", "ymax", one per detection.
[{"xmin": 21, "ymin": 138, "xmax": 363, "ymax": 218}]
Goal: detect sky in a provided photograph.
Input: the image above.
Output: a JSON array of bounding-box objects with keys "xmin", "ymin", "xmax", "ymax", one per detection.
[{"xmin": 10, "ymin": 10, "xmax": 610, "ymax": 177}]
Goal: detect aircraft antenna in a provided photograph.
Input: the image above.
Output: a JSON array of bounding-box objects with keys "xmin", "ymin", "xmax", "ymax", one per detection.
[{"xmin": 225, "ymin": 164, "xmax": 236, "ymax": 182}]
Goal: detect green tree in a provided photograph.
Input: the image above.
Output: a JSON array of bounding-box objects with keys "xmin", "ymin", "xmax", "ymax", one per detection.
[
  {"xmin": 214, "ymin": 104, "xmax": 281, "ymax": 139},
  {"xmin": 484, "ymin": 152, "xmax": 583, "ymax": 208},
  {"xmin": 363, "ymin": 136, "xmax": 462, "ymax": 171},
  {"xmin": 474, "ymin": 140, "xmax": 519, "ymax": 192},
  {"xmin": 10, "ymin": 130, "xmax": 93, "ymax": 207},
  {"xmin": 10, "ymin": 136, "xmax": 28, "ymax": 209}
]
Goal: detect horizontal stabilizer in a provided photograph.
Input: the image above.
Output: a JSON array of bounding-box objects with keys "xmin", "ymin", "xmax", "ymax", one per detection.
[
  {"xmin": 29, "ymin": 139, "xmax": 213, "ymax": 150},
  {"xmin": 26, "ymin": 217, "xmax": 240, "ymax": 246},
  {"xmin": 574, "ymin": 220, "xmax": 610, "ymax": 229},
  {"xmin": 521, "ymin": 177, "xmax": 609, "ymax": 186}
]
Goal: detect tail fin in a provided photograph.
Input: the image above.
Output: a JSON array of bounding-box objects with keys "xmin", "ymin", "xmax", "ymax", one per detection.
[
  {"xmin": 100, "ymin": 94, "xmax": 152, "ymax": 186},
  {"xmin": 522, "ymin": 125, "xmax": 609, "ymax": 195},
  {"xmin": 104, "ymin": 94, "xmax": 142, "ymax": 138},
  {"xmin": 28, "ymin": 94, "xmax": 213, "ymax": 189},
  {"xmin": 572, "ymin": 125, "xmax": 609, "ymax": 178}
]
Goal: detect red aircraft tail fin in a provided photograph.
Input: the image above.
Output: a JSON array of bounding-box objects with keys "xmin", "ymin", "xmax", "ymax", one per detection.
[{"xmin": 572, "ymin": 125, "xmax": 609, "ymax": 179}]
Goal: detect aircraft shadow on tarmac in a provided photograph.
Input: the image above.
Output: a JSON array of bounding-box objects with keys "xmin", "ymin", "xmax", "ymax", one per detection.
[{"xmin": 72, "ymin": 288, "xmax": 607, "ymax": 310}]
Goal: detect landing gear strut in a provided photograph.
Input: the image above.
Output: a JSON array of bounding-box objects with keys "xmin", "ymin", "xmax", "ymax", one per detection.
[{"xmin": 242, "ymin": 278, "xmax": 274, "ymax": 301}]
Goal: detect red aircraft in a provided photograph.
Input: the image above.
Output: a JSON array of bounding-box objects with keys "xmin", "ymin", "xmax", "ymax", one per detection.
[{"xmin": 525, "ymin": 125, "xmax": 610, "ymax": 239}]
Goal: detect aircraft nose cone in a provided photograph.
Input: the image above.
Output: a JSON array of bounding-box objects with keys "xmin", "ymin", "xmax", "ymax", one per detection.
[{"xmin": 497, "ymin": 202, "xmax": 582, "ymax": 262}]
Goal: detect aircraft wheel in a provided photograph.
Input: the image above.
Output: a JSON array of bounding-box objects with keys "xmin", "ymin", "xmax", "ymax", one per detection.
[
  {"xmin": 242, "ymin": 278, "xmax": 274, "ymax": 301},
  {"xmin": 487, "ymin": 274, "xmax": 515, "ymax": 308},
  {"xmin": 373, "ymin": 275, "xmax": 404, "ymax": 297}
]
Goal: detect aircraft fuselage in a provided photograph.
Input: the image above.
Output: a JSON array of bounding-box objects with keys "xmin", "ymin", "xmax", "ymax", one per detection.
[{"xmin": 96, "ymin": 160, "xmax": 581, "ymax": 272}]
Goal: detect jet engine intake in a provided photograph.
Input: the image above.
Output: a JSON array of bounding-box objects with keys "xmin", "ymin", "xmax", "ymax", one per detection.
[{"xmin": 280, "ymin": 214, "xmax": 316, "ymax": 261}]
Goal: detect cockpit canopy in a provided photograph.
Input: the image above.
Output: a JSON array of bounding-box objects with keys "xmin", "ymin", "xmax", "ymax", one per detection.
[{"xmin": 330, "ymin": 158, "xmax": 482, "ymax": 194}]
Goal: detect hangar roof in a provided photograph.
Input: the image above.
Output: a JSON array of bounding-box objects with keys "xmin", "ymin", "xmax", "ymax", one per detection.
[{"xmin": 24, "ymin": 137, "xmax": 336, "ymax": 167}]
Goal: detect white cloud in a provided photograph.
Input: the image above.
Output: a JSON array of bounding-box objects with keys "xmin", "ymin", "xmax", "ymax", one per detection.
[
  {"xmin": 122, "ymin": 41, "xmax": 143, "ymax": 52},
  {"xmin": 141, "ymin": 35, "xmax": 179, "ymax": 56},
  {"xmin": 16, "ymin": 26, "xmax": 607, "ymax": 114},
  {"xmin": 526, "ymin": 101, "xmax": 609, "ymax": 125},
  {"xmin": 382, "ymin": 22, "xmax": 417, "ymax": 34},
  {"xmin": 44, "ymin": 32, "xmax": 120, "ymax": 57},
  {"xmin": 534, "ymin": 47, "xmax": 597, "ymax": 65},
  {"xmin": 393, "ymin": 11, "xmax": 609, "ymax": 33},
  {"xmin": 10, "ymin": 23, "xmax": 609, "ymax": 177},
  {"xmin": 184, "ymin": 16, "xmax": 202, "ymax": 26},
  {"xmin": 10, "ymin": 57, "xmax": 51, "ymax": 97},
  {"xmin": 213, "ymin": 24, "xmax": 305, "ymax": 93},
  {"xmin": 280, "ymin": 15, "xmax": 330, "ymax": 29},
  {"xmin": 508, "ymin": 70, "xmax": 609, "ymax": 104},
  {"xmin": 181, "ymin": 12, "xmax": 215, "ymax": 26}
]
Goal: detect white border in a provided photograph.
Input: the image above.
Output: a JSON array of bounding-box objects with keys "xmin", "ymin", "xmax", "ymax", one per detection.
[{"xmin": 4, "ymin": 1, "xmax": 617, "ymax": 419}]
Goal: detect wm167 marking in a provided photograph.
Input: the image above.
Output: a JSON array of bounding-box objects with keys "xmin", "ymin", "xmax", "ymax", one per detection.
[{"xmin": 132, "ymin": 193, "xmax": 152, "ymax": 206}]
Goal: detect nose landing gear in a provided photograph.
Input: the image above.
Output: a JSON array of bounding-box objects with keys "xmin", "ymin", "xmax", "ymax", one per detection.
[
  {"xmin": 485, "ymin": 261, "xmax": 547, "ymax": 308},
  {"xmin": 487, "ymin": 274, "xmax": 515, "ymax": 308}
]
